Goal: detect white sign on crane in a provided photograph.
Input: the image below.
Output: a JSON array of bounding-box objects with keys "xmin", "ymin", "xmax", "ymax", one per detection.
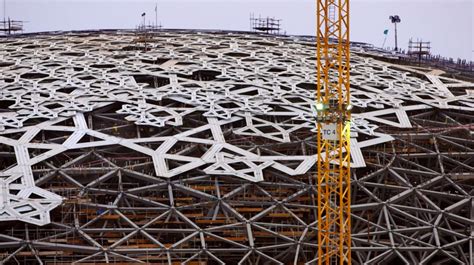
[{"xmin": 321, "ymin": 123, "xmax": 338, "ymax": 140}]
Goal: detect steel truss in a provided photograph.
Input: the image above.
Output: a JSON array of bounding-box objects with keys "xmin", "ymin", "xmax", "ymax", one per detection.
[{"xmin": 0, "ymin": 30, "xmax": 472, "ymax": 264}]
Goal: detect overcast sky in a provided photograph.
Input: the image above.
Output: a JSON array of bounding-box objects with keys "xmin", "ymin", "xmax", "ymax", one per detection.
[{"xmin": 3, "ymin": 0, "xmax": 473, "ymax": 60}]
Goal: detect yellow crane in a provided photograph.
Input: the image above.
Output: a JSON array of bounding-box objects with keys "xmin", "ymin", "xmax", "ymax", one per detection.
[{"xmin": 315, "ymin": 0, "xmax": 351, "ymax": 264}]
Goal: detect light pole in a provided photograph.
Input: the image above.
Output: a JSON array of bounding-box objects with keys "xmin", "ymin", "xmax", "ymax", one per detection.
[{"xmin": 389, "ymin": 15, "xmax": 401, "ymax": 52}]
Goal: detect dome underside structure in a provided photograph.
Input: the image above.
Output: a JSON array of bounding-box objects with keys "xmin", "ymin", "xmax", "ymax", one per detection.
[{"xmin": 0, "ymin": 30, "xmax": 473, "ymax": 264}]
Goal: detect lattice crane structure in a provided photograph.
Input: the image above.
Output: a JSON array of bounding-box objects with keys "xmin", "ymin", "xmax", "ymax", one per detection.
[{"xmin": 316, "ymin": 0, "xmax": 351, "ymax": 264}]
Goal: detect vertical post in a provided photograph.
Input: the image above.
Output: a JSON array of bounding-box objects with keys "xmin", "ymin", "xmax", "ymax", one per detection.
[
  {"xmin": 419, "ymin": 41, "xmax": 422, "ymax": 65},
  {"xmin": 155, "ymin": 2, "xmax": 158, "ymax": 30},
  {"xmin": 394, "ymin": 22, "xmax": 398, "ymax": 52},
  {"xmin": 470, "ymin": 198, "xmax": 474, "ymax": 264},
  {"xmin": 250, "ymin": 13, "xmax": 253, "ymax": 31},
  {"xmin": 266, "ymin": 17, "xmax": 268, "ymax": 34}
]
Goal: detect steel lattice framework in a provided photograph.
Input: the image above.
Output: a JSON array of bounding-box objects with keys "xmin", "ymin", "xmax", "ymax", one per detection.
[
  {"xmin": 0, "ymin": 30, "xmax": 472, "ymax": 264},
  {"xmin": 316, "ymin": 0, "xmax": 351, "ymax": 263}
]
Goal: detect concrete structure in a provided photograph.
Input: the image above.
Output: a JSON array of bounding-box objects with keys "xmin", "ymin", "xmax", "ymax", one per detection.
[{"xmin": 0, "ymin": 30, "xmax": 472, "ymax": 264}]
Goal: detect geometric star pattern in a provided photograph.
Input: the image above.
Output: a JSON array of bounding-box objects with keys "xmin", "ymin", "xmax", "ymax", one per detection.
[{"xmin": 0, "ymin": 30, "xmax": 472, "ymax": 264}]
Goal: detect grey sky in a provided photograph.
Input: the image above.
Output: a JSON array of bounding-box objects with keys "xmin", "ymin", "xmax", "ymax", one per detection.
[{"xmin": 3, "ymin": 0, "xmax": 473, "ymax": 60}]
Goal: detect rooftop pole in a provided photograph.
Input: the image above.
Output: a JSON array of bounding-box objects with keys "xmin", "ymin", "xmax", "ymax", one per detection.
[{"xmin": 155, "ymin": 2, "xmax": 157, "ymax": 30}]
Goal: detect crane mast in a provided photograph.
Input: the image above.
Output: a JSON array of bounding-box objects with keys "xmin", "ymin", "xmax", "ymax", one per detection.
[{"xmin": 316, "ymin": 0, "xmax": 351, "ymax": 264}]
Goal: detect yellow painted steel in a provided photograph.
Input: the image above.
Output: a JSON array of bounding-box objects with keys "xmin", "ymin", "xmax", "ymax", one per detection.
[{"xmin": 316, "ymin": 0, "xmax": 351, "ymax": 264}]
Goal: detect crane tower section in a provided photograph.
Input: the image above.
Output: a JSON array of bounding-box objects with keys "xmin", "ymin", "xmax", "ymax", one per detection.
[{"xmin": 316, "ymin": 0, "xmax": 351, "ymax": 264}]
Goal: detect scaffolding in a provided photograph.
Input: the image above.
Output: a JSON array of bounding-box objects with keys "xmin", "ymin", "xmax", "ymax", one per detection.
[
  {"xmin": 408, "ymin": 38, "xmax": 431, "ymax": 62},
  {"xmin": 0, "ymin": 18, "xmax": 23, "ymax": 35},
  {"xmin": 133, "ymin": 13, "xmax": 162, "ymax": 52},
  {"xmin": 250, "ymin": 14, "xmax": 282, "ymax": 34}
]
